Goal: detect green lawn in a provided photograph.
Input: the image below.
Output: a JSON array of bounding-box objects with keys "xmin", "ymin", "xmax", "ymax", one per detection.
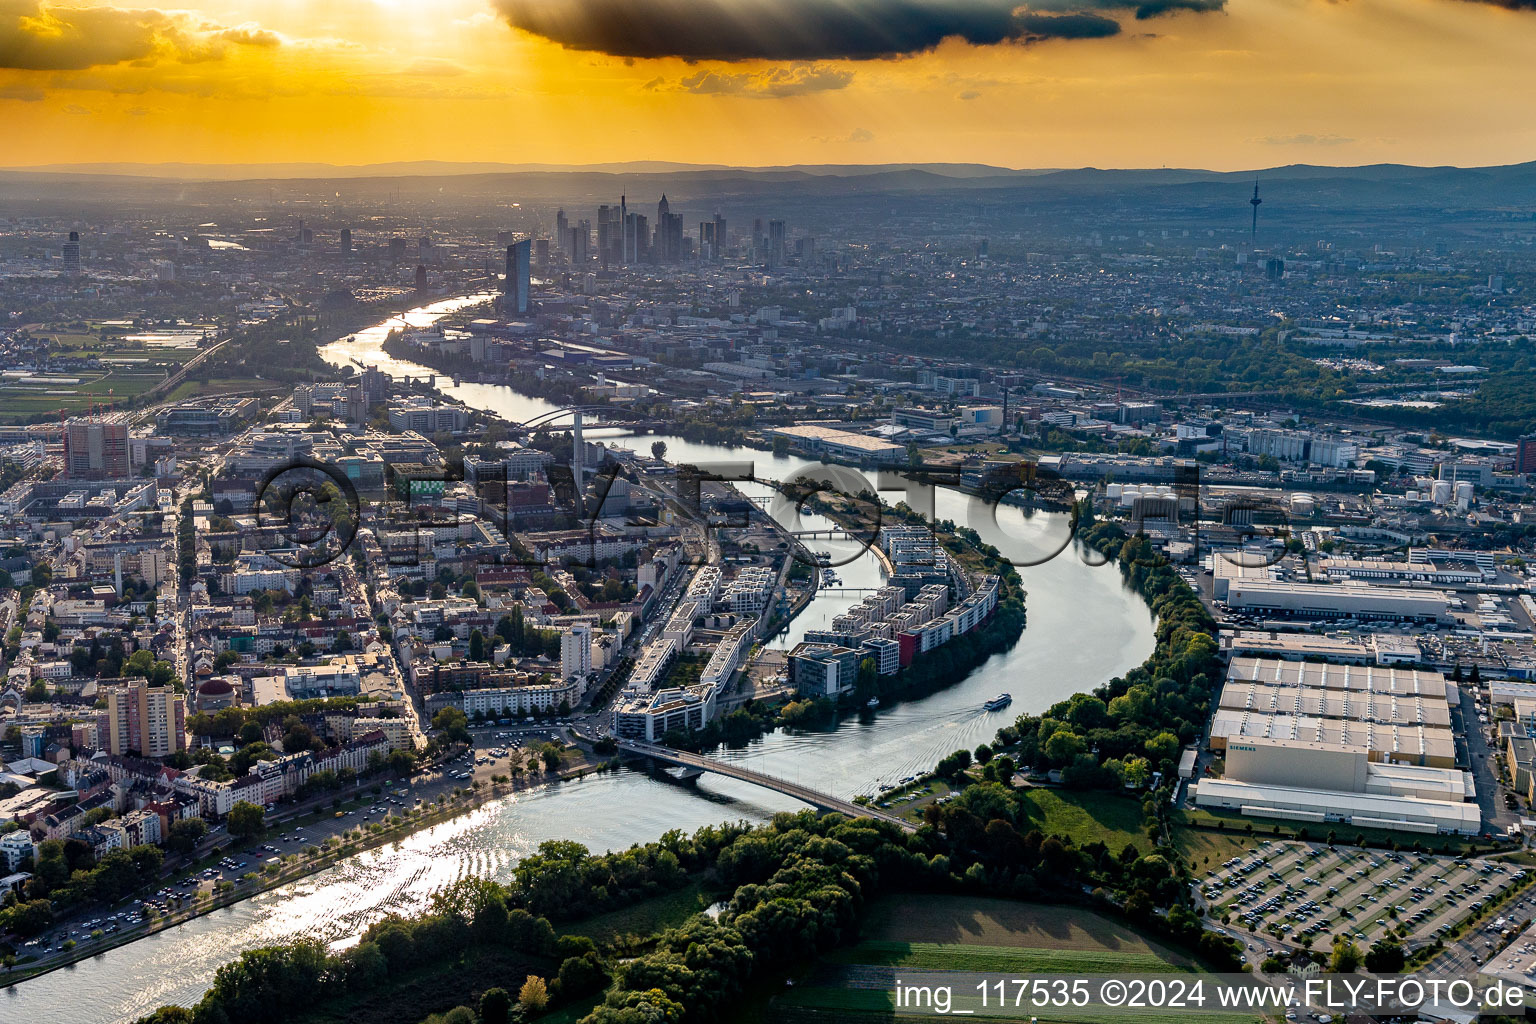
[
  {"xmin": 1172, "ymin": 824, "xmax": 1268, "ymax": 869},
  {"xmin": 770, "ymin": 895, "xmax": 1260, "ymax": 1024},
  {"xmin": 563, "ymin": 880, "xmax": 714, "ymax": 945},
  {"xmin": 827, "ymin": 940, "xmax": 1187, "ymax": 974},
  {"xmin": 1016, "ymin": 787, "xmax": 1148, "ymax": 852}
]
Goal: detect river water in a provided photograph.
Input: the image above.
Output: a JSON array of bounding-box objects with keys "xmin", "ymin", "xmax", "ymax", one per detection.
[{"xmin": 3, "ymin": 297, "xmax": 1155, "ymax": 1024}]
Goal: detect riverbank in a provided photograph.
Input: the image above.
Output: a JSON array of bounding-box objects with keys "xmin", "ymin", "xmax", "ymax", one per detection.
[{"xmin": 2, "ymin": 746, "xmax": 609, "ymax": 987}]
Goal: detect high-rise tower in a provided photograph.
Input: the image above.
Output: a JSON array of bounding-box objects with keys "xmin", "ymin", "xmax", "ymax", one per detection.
[
  {"xmin": 62, "ymin": 230, "xmax": 80, "ymax": 278},
  {"xmin": 1249, "ymin": 182, "xmax": 1262, "ymax": 240}
]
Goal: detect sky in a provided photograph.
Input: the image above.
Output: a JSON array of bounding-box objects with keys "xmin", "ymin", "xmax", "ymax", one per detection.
[{"xmin": 3, "ymin": 0, "xmax": 1536, "ymax": 170}]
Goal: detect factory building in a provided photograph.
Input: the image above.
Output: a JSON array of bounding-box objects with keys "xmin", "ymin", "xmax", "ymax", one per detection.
[
  {"xmin": 1191, "ymin": 737, "xmax": 1479, "ymax": 835},
  {"xmin": 1208, "ymin": 657, "xmax": 1457, "ymax": 768},
  {"xmin": 1213, "ymin": 558, "xmax": 1450, "ymax": 623}
]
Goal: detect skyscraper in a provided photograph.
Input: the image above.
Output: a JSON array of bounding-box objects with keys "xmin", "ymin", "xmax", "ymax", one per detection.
[
  {"xmin": 415, "ymin": 264, "xmax": 428, "ymax": 292},
  {"xmin": 340, "ymin": 227, "xmax": 352, "ymax": 254},
  {"xmin": 767, "ymin": 219, "xmax": 787, "ymax": 268},
  {"xmin": 620, "ymin": 194, "xmax": 629, "ymax": 264},
  {"xmin": 62, "ymin": 230, "xmax": 80, "ymax": 278},
  {"xmin": 597, "ymin": 205, "xmax": 620, "ymax": 268},
  {"xmin": 64, "ymin": 419, "xmax": 130, "ymax": 479},
  {"xmin": 655, "ymin": 195, "xmax": 683, "ymax": 262},
  {"xmin": 555, "ymin": 209, "xmax": 568, "ymax": 252},
  {"xmin": 625, "ymin": 213, "xmax": 649, "ymax": 263},
  {"xmin": 713, "ymin": 213, "xmax": 727, "ymax": 260},
  {"xmin": 504, "ymin": 239, "xmax": 531, "ymax": 315}
]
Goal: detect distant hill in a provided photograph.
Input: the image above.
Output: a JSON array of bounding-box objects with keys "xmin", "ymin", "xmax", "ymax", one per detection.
[{"xmin": 0, "ymin": 160, "xmax": 1043, "ymax": 182}]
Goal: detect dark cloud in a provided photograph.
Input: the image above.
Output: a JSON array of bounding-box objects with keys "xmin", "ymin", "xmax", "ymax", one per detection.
[
  {"xmin": 1131, "ymin": 0, "xmax": 1225, "ymax": 17},
  {"xmin": 0, "ymin": 2, "xmax": 282, "ymax": 71},
  {"xmin": 492, "ymin": 0, "xmax": 1226, "ymax": 61},
  {"xmin": 1018, "ymin": 11, "xmax": 1120, "ymax": 38}
]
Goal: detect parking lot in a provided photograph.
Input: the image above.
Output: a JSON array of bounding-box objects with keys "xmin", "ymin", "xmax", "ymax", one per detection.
[{"xmin": 1205, "ymin": 840, "xmax": 1529, "ymax": 951}]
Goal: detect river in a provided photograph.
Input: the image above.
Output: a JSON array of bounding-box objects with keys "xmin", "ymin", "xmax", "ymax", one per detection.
[{"xmin": 3, "ymin": 297, "xmax": 1155, "ymax": 1023}]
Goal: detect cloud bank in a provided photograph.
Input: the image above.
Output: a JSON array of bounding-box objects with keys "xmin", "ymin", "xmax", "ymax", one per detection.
[
  {"xmin": 0, "ymin": 1, "xmax": 280, "ymax": 70},
  {"xmin": 491, "ymin": 0, "xmax": 1228, "ymax": 61}
]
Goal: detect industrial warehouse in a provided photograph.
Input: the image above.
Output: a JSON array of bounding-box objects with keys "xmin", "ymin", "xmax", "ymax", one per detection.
[
  {"xmin": 1213, "ymin": 558, "xmax": 1452, "ymax": 623},
  {"xmin": 1192, "ymin": 736, "xmax": 1480, "ymax": 835},
  {"xmin": 1193, "ymin": 657, "xmax": 1481, "ymax": 835}
]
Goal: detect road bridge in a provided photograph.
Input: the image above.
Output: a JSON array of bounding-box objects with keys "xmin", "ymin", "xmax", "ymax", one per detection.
[{"xmin": 616, "ymin": 740, "xmax": 917, "ymax": 833}]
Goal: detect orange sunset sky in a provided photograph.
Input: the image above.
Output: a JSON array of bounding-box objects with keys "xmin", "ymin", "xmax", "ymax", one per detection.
[{"xmin": 3, "ymin": 0, "xmax": 1536, "ymax": 170}]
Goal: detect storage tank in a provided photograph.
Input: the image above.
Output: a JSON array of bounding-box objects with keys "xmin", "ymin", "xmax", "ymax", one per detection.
[
  {"xmin": 1106, "ymin": 483, "xmax": 1123, "ymax": 500},
  {"xmin": 1155, "ymin": 485, "xmax": 1174, "ymax": 497},
  {"xmin": 1432, "ymin": 480, "xmax": 1454, "ymax": 505},
  {"xmin": 1290, "ymin": 493, "xmax": 1316, "ymax": 516},
  {"xmin": 1406, "ymin": 490, "xmax": 1420, "ymax": 501},
  {"xmin": 1455, "ymin": 481, "xmax": 1475, "ymax": 502},
  {"xmin": 1120, "ymin": 485, "xmax": 1140, "ymax": 508}
]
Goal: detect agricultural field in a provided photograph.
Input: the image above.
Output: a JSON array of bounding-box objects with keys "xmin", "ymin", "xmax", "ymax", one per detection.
[
  {"xmin": 0, "ymin": 366, "xmax": 169, "ymax": 419},
  {"xmin": 0, "ymin": 319, "xmax": 222, "ymax": 420},
  {"xmin": 770, "ymin": 895, "xmax": 1261, "ymax": 1023}
]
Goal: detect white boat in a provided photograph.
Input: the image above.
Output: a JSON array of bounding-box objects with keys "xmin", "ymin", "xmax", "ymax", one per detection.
[
  {"xmin": 983, "ymin": 693, "xmax": 1013, "ymax": 711},
  {"xmin": 865, "ymin": 697, "xmax": 880, "ymax": 709}
]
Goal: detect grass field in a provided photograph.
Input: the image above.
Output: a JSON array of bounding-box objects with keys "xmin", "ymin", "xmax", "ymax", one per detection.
[
  {"xmin": 771, "ymin": 895, "xmax": 1260, "ymax": 1023},
  {"xmin": 1172, "ymin": 825, "xmax": 1267, "ymax": 868},
  {"xmin": 1016, "ymin": 787, "xmax": 1148, "ymax": 853},
  {"xmin": 563, "ymin": 880, "xmax": 714, "ymax": 945}
]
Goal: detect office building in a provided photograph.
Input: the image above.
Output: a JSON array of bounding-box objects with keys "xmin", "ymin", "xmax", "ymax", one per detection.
[
  {"xmin": 504, "ymin": 239, "xmax": 530, "ymax": 315},
  {"xmin": 62, "ymin": 230, "xmax": 80, "ymax": 277},
  {"xmin": 788, "ymin": 642, "xmax": 863, "ymax": 699},
  {"xmin": 1518, "ymin": 434, "xmax": 1536, "ymax": 475},
  {"xmin": 767, "ymin": 219, "xmax": 787, "ymax": 267},
  {"xmin": 64, "ymin": 420, "xmax": 130, "ymax": 479}
]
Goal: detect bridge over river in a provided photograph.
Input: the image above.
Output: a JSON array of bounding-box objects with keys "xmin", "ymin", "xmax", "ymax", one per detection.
[{"xmin": 615, "ymin": 739, "xmax": 918, "ymax": 833}]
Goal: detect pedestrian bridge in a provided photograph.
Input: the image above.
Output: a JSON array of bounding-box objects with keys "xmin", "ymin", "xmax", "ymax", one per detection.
[{"xmin": 616, "ymin": 739, "xmax": 917, "ymax": 833}]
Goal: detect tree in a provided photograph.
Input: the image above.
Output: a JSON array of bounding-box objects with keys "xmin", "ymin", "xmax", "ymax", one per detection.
[
  {"xmin": 480, "ymin": 987, "xmax": 512, "ymax": 1024},
  {"xmin": 166, "ymin": 817, "xmax": 209, "ymax": 855},
  {"xmin": 651, "ymin": 440, "xmax": 668, "ymax": 462},
  {"xmin": 227, "ymin": 801, "xmax": 265, "ymax": 840},
  {"xmin": 1364, "ymin": 936, "xmax": 1405, "ymax": 973},
  {"xmin": 432, "ymin": 707, "xmax": 471, "ymax": 745},
  {"xmin": 468, "ymin": 630, "xmax": 486, "ymax": 662},
  {"xmin": 1330, "ymin": 935, "xmax": 1363, "ymax": 973},
  {"xmin": 1144, "ymin": 731, "xmax": 1180, "ymax": 763},
  {"xmin": 518, "ymin": 974, "xmax": 549, "ymax": 1013}
]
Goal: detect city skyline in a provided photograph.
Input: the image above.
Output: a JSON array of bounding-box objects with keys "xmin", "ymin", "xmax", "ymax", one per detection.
[{"xmin": 5, "ymin": 0, "xmax": 1536, "ymax": 169}]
